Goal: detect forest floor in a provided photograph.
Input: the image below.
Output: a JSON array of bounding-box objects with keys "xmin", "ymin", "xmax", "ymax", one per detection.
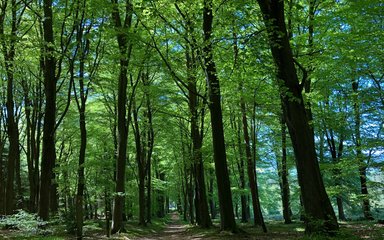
[{"xmin": 0, "ymin": 212, "xmax": 383, "ymax": 239}]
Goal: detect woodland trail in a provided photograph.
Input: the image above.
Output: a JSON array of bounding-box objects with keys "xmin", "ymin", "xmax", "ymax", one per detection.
[{"xmin": 137, "ymin": 212, "xmax": 191, "ymax": 240}]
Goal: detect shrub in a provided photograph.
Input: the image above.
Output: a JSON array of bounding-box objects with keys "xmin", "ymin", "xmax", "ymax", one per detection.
[{"xmin": 0, "ymin": 210, "xmax": 50, "ymax": 236}]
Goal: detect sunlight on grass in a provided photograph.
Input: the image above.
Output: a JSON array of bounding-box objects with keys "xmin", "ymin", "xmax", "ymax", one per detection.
[{"xmin": 294, "ymin": 227, "xmax": 305, "ymax": 232}]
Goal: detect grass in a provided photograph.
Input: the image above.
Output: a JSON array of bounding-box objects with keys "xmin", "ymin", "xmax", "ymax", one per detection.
[{"xmin": 0, "ymin": 215, "xmax": 383, "ymax": 239}]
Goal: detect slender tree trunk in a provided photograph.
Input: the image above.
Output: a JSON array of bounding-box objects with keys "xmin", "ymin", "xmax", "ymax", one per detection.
[
  {"xmin": 24, "ymin": 85, "xmax": 35, "ymax": 212},
  {"xmin": 132, "ymin": 99, "xmax": 146, "ymax": 226},
  {"xmin": 240, "ymin": 91, "xmax": 267, "ymax": 232},
  {"xmin": 188, "ymin": 169, "xmax": 195, "ymax": 224},
  {"xmin": 352, "ymin": 80, "xmax": 373, "ymax": 220},
  {"xmin": 1, "ymin": 0, "xmax": 21, "ymax": 215},
  {"xmin": 180, "ymin": 126, "xmax": 189, "ymax": 221},
  {"xmin": 324, "ymin": 119, "xmax": 346, "ymax": 221},
  {"xmin": 144, "ymin": 77, "xmax": 154, "ymax": 224},
  {"xmin": 0, "ymin": 140, "xmax": 5, "ymax": 214},
  {"xmin": 279, "ymin": 115, "xmax": 292, "ymax": 224},
  {"xmin": 186, "ymin": 48, "xmax": 212, "ymax": 227},
  {"xmin": 203, "ymin": 0, "xmax": 237, "ymax": 232},
  {"xmin": 74, "ymin": 18, "xmax": 91, "ymax": 237},
  {"xmin": 194, "ymin": 166, "xmax": 201, "ymax": 225},
  {"xmin": 34, "ymin": 83, "xmax": 43, "ymax": 211},
  {"xmin": 232, "ymin": 28, "xmax": 249, "ymax": 225},
  {"xmin": 208, "ymin": 168, "xmax": 216, "ymax": 219},
  {"xmin": 76, "ymin": 102, "xmax": 86, "ymax": 239},
  {"xmin": 256, "ymin": 0, "xmax": 338, "ymax": 234},
  {"xmin": 146, "ymin": 159, "xmax": 152, "ymax": 223}
]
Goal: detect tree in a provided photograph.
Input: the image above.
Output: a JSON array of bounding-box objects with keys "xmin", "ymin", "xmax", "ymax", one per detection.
[
  {"xmin": 39, "ymin": 0, "xmax": 57, "ymax": 221},
  {"xmin": 202, "ymin": 0, "xmax": 237, "ymax": 232},
  {"xmin": 256, "ymin": 0, "xmax": 339, "ymax": 234},
  {"xmin": 71, "ymin": 1, "xmax": 103, "ymax": 237},
  {"xmin": 0, "ymin": 0, "xmax": 24, "ymax": 215},
  {"xmin": 110, "ymin": 0, "xmax": 134, "ymax": 233},
  {"xmin": 352, "ymin": 80, "xmax": 374, "ymax": 220},
  {"xmin": 278, "ymin": 114, "xmax": 292, "ymax": 224}
]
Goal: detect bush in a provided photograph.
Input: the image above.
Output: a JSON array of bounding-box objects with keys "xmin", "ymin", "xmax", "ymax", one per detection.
[
  {"xmin": 0, "ymin": 210, "xmax": 50, "ymax": 236},
  {"xmin": 61, "ymin": 206, "xmax": 77, "ymax": 234}
]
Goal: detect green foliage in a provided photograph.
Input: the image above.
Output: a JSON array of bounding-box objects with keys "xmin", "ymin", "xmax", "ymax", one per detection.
[
  {"xmin": 60, "ymin": 207, "xmax": 77, "ymax": 235},
  {"xmin": 0, "ymin": 210, "xmax": 50, "ymax": 236}
]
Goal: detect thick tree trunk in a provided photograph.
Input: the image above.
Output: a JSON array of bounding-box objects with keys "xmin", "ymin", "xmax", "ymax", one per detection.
[
  {"xmin": 110, "ymin": 0, "xmax": 133, "ymax": 233},
  {"xmin": 256, "ymin": 0, "xmax": 338, "ymax": 234},
  {"xmin": 39, "ymin": 0, "xmax": 57, "ymax": 221},
  {"xmin": 203, "ymin": 0, "xmax": 237, "ymax": 232}
]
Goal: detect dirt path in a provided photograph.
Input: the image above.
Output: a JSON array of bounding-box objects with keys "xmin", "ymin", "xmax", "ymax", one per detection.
[{"xmin": 139, "ymin": 213, "xmax": 190, "ymax": 240}]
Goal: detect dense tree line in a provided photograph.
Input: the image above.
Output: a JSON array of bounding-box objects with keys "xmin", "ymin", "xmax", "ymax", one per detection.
[{"xmin": 0, "ymin": 0, "xmax": 382, "ymax": 239}]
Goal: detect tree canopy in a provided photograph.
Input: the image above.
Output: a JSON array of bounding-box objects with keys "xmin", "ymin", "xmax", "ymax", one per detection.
[{"xmin": 0, "ymin": 0, "xmax": 382, "ymax": 239}]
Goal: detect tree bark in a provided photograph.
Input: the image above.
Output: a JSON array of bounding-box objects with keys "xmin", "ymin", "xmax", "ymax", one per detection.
[
  {"xmin": 132, "ymin": 98, "xmax": 146, "ymax": 226},
  {"xmin": 38, "ymin": 0, "xmax": 57, "ymax": 221},
  {"xmin": 74, "ymin": 12, "xmax": 92, "ymax": 237},
  {"xmin": 279, "ymin": 114, "xmax": 292, "ymax": 224},
  {"xmin": 256, "ymin": 0, "xmax": 338, "ymax": 234},
  {"xmin": 231, "ymin": 27, "xmax": 249, "ymax": 225},
  {"xmin": 1, "ymin": 0, "xmax": 22, "ymax": 215},
  {"xmin": 110, "ymin": 0, "xmax": 133, "ymax": 233},
  {"xmin": 186, "ymin": 46, "xmax": 212, "ymax": 228},
  {"xmin": 203, "ymin": 0, "xmax": 236, "ymax": 232},
  {"xmin": 144, "ymin": 75, "xmax": 154, "ymax": 224},
  {"xmin": 156, "ymin": 172, "xmax": 165, "ymax": 218}
]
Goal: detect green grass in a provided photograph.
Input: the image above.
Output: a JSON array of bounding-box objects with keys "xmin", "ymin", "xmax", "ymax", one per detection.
[{"xmin": 1, "ymin": 216, "xmax": 382, "ymax": 239}]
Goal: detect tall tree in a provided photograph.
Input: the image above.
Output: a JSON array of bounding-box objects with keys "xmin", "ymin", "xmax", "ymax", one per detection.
[
  {"xmin": 22, "ymin": 70, "xmax": 44, "ymax": 213},
  {"xmin": 352, "ymin": 79, "xmax": 373, "ymax": 220},
  {"xmin": 240, "ymin": 88, "xmax": 266, "ymax": 232},
  {"xmin": 110, "ymin": 0, "xmax": 134, "ymax": 233},
  {"xmin": 277, "ymin": 114, "xmax": 292, "ymax": 224},
  {"xmin": 256, "ymin": 0, "xmax": 338, "ymax": 234},
  {"xmin": 71, "ymin": 2, "xmax": 103, "ymax": 237},
  {"xmin": 0, "ymin": 0, "xmax": 23, "ymax": 215},
  {"xmin": 233, "ymin": 29, "xmax": 266, "ymax": 230},
  {"xmin": 202, "ymin": 0, "xmax": 237, "ymax": 232},
  {"xmin": 38, "ymin": 0, "xmax": 57, "ymax": 221}
]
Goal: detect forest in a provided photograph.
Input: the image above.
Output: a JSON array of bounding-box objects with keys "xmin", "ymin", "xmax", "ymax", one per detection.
[{"xmin": 0, "ymin": 0, "xmax": 383, "ymax": 239}]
